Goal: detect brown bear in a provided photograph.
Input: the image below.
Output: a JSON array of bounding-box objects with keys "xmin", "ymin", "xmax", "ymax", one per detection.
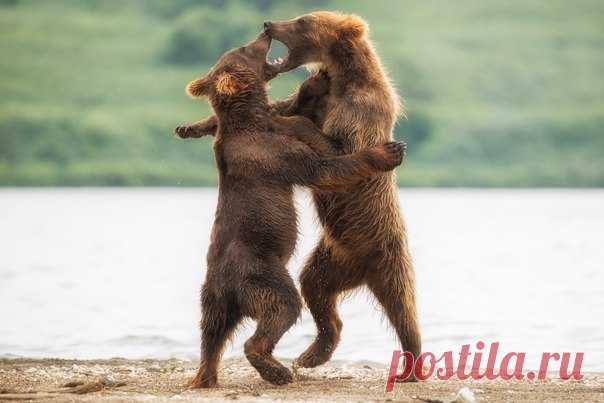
[
  {"xmin": 181, "ymin": 13, "xmax": 422, "ymax": 378},
  {"xmin": 263, "ymin": 12, "xmax": 422, "ymax": 376},
  {"xmin": 182, "ymin": 32, "xmax": 406, "ymax": 388}
]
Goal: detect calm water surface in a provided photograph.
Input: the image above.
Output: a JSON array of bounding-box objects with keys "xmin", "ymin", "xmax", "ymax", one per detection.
[{"xmin": 0, "ymin": 188, "xmax": 602, "ymax": 370}]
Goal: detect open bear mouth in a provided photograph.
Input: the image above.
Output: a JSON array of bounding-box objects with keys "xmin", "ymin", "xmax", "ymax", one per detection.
[
  {"xmin": 265, "ymin": 40, "xmax": 290, "ymax": 71},
  {"xmin": 267, "ymin": 56, "xmax": 287, "ymax": 67}
]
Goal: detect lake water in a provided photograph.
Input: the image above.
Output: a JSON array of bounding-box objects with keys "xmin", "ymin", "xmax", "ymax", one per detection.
[{"xmin": 1, "ymin": 188, "xmax": 602, "ymax": 371}]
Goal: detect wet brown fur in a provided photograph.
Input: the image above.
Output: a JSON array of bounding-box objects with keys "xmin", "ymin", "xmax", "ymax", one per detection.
[
  {"xmin": 181, "ymin": 33, "xmax": 406, "ymax": 388},
  {"xmin": 263, "ymin": 12, "xmax": 422, "ymax": 378}
]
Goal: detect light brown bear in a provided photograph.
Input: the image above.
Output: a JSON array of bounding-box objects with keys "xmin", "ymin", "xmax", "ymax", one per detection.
[{"xmin": 264, "ymin": 11, "xmax": 421, "ymax": 377}]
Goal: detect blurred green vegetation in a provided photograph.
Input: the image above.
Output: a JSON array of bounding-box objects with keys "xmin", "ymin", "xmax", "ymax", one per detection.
[{"xmin": 0, "ymin": 0, "xmax": 603, "ymax": 186}]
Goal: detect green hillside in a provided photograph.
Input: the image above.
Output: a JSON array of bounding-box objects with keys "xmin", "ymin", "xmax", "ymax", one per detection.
[{"xmin": 1, "ymin": 0, "xmax": 603, "ymax": 186}]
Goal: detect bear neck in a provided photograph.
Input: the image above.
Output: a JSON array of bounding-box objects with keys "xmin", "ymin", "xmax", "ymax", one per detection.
[
  {"xmin": 325, "ymin": 37, "xmax": 385, "ymax": 95},
  {"xmin": 212, "ymin": 88, "xmax": 270, "ymax": 132}
]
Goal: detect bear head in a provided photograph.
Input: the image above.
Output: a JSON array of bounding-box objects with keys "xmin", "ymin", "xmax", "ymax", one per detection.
[
  {"xmin": 186, "ymin": 32, "xmax": 278, "ymax": 104},
  {"xmin": 263, "ymin": 11, "xmax": 368, "ymax": 73}
]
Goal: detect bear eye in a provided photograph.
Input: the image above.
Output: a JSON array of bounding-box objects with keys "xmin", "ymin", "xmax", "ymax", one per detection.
[{"xmin": 297, "ymin": 17, "xmax": 308, "ymax": 28}]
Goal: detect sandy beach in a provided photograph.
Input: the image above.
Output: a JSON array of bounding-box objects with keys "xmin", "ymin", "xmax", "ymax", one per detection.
[{"xmin": 0, "ymin": 358, "xmax": 602, "ymax": 402}]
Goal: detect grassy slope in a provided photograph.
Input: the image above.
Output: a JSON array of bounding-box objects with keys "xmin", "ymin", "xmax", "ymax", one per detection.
[
  {"xmin": 337, "ymin": 0, "xmax": 604, "ymax": 186},
  {"xmin": 0, "ymin": 0, "xmax": 603, "ymax": 186},
  {"xmin": 0, "ymin": 1, "xmax": 217, "ymax": 185}
]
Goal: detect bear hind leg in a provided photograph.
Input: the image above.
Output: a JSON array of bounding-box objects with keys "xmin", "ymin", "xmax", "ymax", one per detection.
[
  {"xmin": 367, "ymin": 262, "xmax": 421, "ymax": 382},
  {"xmin": 190, "ymin": 291, "xmax": 241, "ymax": 389},
  {"xmin": 243, "ymin": 282, "xmax": 301, "ymax": 385},
  {"xmin": 296, "ymin": 241, "xmax": 365, "ymax": 368}
]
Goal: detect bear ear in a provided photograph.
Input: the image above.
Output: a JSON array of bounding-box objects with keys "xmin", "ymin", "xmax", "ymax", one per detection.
[
  {"xmin": 215, "ymin": 72, "xmax": 242, "ymax": 96},
  {"xmin": 340, "ymin": 14, "xmax": 367, "ymax": 39},
  {"xmin": 186, "ymin": 75, "xmax": 212, "ymax": 98}
]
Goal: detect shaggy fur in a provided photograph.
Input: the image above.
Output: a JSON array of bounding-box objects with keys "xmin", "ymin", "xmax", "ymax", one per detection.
[
  {"xmin": 180, "ymin": 33, "xmax": 406, "ymax": 388},
  {"xmin": 263, "ymin": 12, "xmax": 422, "ymax": 379}
]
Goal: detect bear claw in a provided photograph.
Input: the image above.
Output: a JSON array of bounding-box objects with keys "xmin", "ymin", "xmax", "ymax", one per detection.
[{"xmin": 174, "ymin": 125, "xmax": 191, "ymax": 139}]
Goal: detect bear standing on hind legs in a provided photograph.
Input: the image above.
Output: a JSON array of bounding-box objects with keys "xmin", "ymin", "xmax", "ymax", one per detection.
[
  {"xmin": 178, "ymin": 11, "xmax": 422, "ymax": 382},
  {"xmin": 264, "ymin": 11, "xmax": 422, "ymax": 378},
  {"xmin": 180, "ymin": 32, "xmax": 406, "ymax": 388}
]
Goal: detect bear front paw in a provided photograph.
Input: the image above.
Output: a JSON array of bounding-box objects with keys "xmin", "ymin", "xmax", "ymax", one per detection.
[
  {"xmin": 368, "ymin": 141, "xmax": 406, "ymax": 171},
  {"xmin": 174, "ymin": 125, "xmax": 192, "ymax": 139}
]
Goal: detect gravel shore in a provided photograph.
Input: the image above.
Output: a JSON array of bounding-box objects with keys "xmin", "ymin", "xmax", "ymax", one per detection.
[{"xmin": 0, "ymin": 357, "xmax": 602, "ymax": 402}]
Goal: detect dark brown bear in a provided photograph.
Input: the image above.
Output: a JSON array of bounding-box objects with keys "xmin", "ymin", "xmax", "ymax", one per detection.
[
  {"xmin": 263, "ymin": 12, "xmax": 422, "ymax": 378},
  {"xmin": 182, "ymin": 32, "xmax": 406, "ymax": 388}
]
